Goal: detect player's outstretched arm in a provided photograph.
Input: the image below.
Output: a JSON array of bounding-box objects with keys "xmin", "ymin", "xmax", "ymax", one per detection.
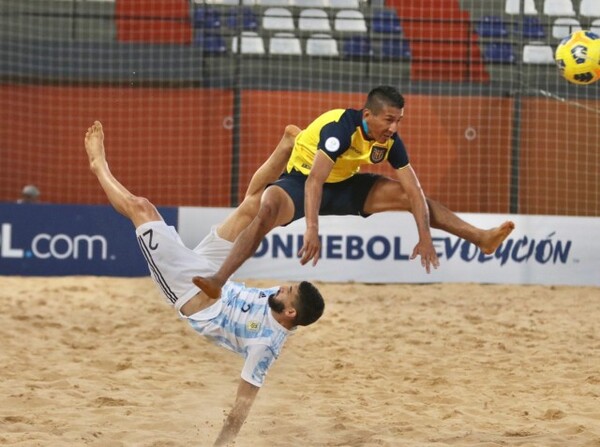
[
  {"xmin": 394, "ymin": 166, "xmax": 439, "ymax": 273},
  {"xmin": 298, "ymin": 150, "xmax": 334, "ymax": 266},
  {"xmin": 213, "ymin": 380, "xmax": 260, "ymax": 446}
]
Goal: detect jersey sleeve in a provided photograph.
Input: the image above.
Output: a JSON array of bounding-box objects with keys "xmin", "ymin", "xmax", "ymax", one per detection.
[
  {"xmin": 317, "ymin": 112, "xmax": 355, "ymax": 162},
  {"xmin": 241, "ymin": 344, "xmax": 277, "ymax": 387},
  {"xmin": 387, "ymin": 135, "xmax": 410, "ymax": 169}
]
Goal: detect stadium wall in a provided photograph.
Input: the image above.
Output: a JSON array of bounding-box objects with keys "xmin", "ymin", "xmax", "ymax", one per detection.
[{"xmin": 2, "ymin": 85, "xmax": 598, "ymax": 215}]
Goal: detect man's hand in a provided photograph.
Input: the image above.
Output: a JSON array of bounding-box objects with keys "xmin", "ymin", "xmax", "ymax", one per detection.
[
  {"xmin": 410, "ymin": 240, "xmax": 440, "ymax": 273},
  {"xmin": 298, "ymin": 226, "xmax": 320, "ymax": 266},
  {"xmin": 213, "ymin": 380, "xmax": 259, "ymax": 446}
]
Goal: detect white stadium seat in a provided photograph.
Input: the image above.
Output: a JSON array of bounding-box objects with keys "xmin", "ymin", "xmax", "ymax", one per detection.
[
  {"xmin": 306, "ymin": 33, "xmax": 339, "ymax": 56},
  {"xmin": 256, "ymin": 0, "xmax": 291, "ymax": 6},
  {"xmin": 262, "ymin": 7, "xmax": 295, "ymax": 31},
  {"xmin": 269, "ymin": 32, "xmax": 302, "ymax": 54},
  {"xmin": 232, "ymin": 31, "xmax": 266, "ymax": 54},
  {"xmin": 505, "ymin": 0, "xmax": 538, "ymax": 15},
  {"xmin": 298, "ymin": 9, "xmax": 331, "ymax": 32},
  {"xmin": 334, "ymin": 10, "xmax": 367, "ymax": 32},
  {"xmin": 579, "ymin": 0, "xmax": 600, "ymax": 18},
  {"xmin": 552, "ymin": 17, "xmax": 581, "ymax": 39},
  {"xmin": 329, "ymin": 0, "xmax": 359, "ymax": 9},
  {"xmin": 523, "ymin": 44, "xmax": 555, "ymax": 63},
  {"xmin": 292, "ymin": 0, "xmax": 329, "ymax": 7},
  {"xmin": 543, "ymin": 0, "xmax": 576, "ymax": 16}
]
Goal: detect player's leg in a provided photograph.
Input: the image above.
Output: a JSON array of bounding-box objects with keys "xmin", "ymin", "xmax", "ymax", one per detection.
[
  {"xmin": 243, "ymin": 125, "xmax": 300, "ymax": 199},
  {"xmin": 193, "ymin": 185, "xmax": 295, "ymax": 298},
  {"xmin": 363, "ymin": 177, "xmax": 514, "ymax": 254},
  {"xmin": 218, "ymin": 124, "xmax": 300, "ymax": 243},
  {"xmin": 85, "ymin": 121, "xmax": 161, "ymax": 229}
]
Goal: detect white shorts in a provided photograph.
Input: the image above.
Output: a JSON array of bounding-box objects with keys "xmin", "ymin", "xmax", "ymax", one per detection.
[{"xmin": 135, "ymin": 220, "xmax": 233, "ymax": 311}]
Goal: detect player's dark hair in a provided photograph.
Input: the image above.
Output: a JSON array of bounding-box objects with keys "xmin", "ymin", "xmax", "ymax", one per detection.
[
  {"xmin": 294, "ymin": 281, "xmax": 325, "ymax": 327},
  {"xmin": 365, "ymin": 85, "xmax": 405, "ymax": 113}
]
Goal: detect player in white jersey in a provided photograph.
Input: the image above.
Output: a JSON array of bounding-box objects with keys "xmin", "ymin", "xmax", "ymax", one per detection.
[{"xmin": 84, "ymin": 121, "xmax": 325, "ymax": 447}]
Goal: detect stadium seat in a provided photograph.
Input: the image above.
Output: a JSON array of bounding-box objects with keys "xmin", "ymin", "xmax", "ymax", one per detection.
[
  {"xmin": 257, "ymin": 0, "xmax": 291, "ymax": 6},
  {"xmin": 483, "ymin": 42, "xmax": 516, "ymax": 63},
  {"xmin": 371, "ymin": 9, "xmax": 402, "ymax": 34},
  {"xmin": 195, "ymin": 33, "xmax": 227, "ymax": 54},
  {"xmin": 334, "ymin": 10, "xmax": 367, "ymax": 33},
  {"xmin": 292, "ymin": 0, "xmax": 329, "ymax": 7},
  {"xmin": 329, "ymin": 0, "xmax": 359, "ymax": 9},
  {"xmin": 195, "ymin": 0, "xmax": 253, "ymax": 4},
  {"xmin": 591, "ymin": 19, "xmax": 600, "ymax": 35},
  {"xmin": 552, "ymin": 17, "xmax": 581, "ymax": 39},
  {"xmin": 342, "ymin": 35, "xmax": 372, "ymax": 57},
  {"xmin": 475, "ymin": 16, "xmax": 509, "ymax": 38},
  {"xmin": 193, "ymin": 7, "xmax": 222, "ymax": 29},
  {"xmin": 225, "ymin": 8, "xmax": 258, "ymax": 31},
  {"xmin": 298, "ymin": 9, "xmax": 331, "ymax": 32},
  {"xmin": 262, "ymin": 7, "xmax": 295, "ymax": 31},
  {"xmin": 522, "ymin": 43, "xmax": 554, "ymax": 63},
  {"xmin": 505, "ymin": 0, "xmax": 538, "ymax": 15},
  {"xmin": 380, "ymin": 38, "xmax": 411, "ymax": 59},
  {"xmin": 580, "ymin": 0, "xmax": 600, "ymax": 18},
  {"xmin": 543, "ymin": 0, "xmax": 575, "ymax": 16},
  {"xmin": 513, "ymin": 16, "xmax": 546, "ymax": 39},
  {"xmin": 269, "ymin": 32, "xmax": 302, "ymax": 54},
  {"xmin": 232, "ymin": 31, "xmax": 266, "ymax": 54},
  {"xmin": 305, "ymin": 33, "xmax": 339, "ymax": 56}
]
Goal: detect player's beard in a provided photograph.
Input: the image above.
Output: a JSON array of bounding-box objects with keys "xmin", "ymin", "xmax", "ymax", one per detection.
[{"xmin": 268, "ymin": 290, "xmax": 285, "ymax": 314}]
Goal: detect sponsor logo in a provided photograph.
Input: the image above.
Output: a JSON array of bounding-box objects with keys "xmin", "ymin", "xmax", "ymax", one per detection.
[
  {"xmin": 0, "ymin": 223, "xmax": 109, "ymax": 261},
  {"xmin": 254, "ymin": 232, "xmax": 573, "ymax": 266}
]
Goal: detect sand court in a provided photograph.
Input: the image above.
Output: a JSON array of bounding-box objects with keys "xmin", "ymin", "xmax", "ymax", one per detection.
[{"xmin": 0, "ymin": 276, "xmax": 599, "ymax": 446}]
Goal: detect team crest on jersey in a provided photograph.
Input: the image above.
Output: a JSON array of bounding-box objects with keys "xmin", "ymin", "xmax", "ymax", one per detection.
[
  {"xmin": 246, "ymin": 321, "xmax": 261, "ymax": 332},
  {"xmin": 370, "ymin": 146, "xmax": 387, "ymax": 164}
]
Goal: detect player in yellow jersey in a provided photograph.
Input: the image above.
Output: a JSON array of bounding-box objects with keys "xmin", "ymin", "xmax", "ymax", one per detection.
[{"xmin": 193, "ymin": 85, "xmax": 515, "ymax": 299}]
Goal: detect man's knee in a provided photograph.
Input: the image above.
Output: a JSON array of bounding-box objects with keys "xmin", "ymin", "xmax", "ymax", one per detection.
[
  {"xmin": 365, "ymin": 178, "xmax": 410, "ymax": 212},
  {"xmin": 130, "ymin": 196, "xmax": 160, "ymax": 221},
  {"xmin": 284, "ymin": 124, "xmax": 301, "ymax": 139},
  {"xmin": 256, "ymin": 198, "xmax": 280, "ymax": 226}
]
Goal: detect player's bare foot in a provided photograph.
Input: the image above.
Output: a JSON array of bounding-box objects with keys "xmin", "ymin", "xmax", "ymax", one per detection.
[
  {"xmin": 478, "ymin": 221, "xmax": 515, "ymax": 254},
  {"xmin": 192, "ymin": 275, "xmax": 223, "ymax": 299},
  {"xmin": 84, "ymin": 121, "xmax": 106, "ymax": 170}
]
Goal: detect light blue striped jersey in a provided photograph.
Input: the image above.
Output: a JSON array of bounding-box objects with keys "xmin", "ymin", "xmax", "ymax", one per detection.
[{"xmin": 187, "ymin": 281, "xmax": 294, "ymax": 387}]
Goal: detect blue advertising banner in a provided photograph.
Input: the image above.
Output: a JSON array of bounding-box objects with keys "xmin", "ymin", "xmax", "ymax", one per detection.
[{"xmin": 0, "ymin": 203, "xmax": 177, "ymax": 276}]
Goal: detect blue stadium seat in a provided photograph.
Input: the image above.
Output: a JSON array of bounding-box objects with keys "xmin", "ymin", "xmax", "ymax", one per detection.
[
  {"xmin": 513, "ymin": 16, "xmax": 546, "ymax": 38},
  {"xmin": 342, "ymin": 36, "xmax": 372, "ymax": 57},
  {"xmin": 380, "ymin": 39, "xmax": 411, "ymax": 59},
  {"xmin": 193, "ymin": 7, "xmax": 222, "ymax": 30},
  {"xmin": 195, "ymin": 34, "xmax": 227, "ymax": 55},
  {"xmin": 475, "ymin": 16, "xmax": 509, "ymax": 38},
  {"xmin": 371, "ymin": 9, "xmax": 403, "ymax": 34},
  {"xmin": 483, "ymin": 42, "xmax": 516, "ymax": 63},
  {"xmin": 225, "ymin": 6, "xmax": 258, "ymax": 31},
  {"xmin": 225, "ymin": 7, "xmax": 258, "ymax": 31}
]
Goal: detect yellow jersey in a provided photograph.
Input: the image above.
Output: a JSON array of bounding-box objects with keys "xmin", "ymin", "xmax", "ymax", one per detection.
[{"xmin": 287, "ymin": 108, "xmax": 409, "ymax": 183}]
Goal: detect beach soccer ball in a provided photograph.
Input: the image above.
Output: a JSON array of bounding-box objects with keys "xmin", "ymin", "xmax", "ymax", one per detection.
[{"xmin": 555, "ymin": 30, "xmax": 600, "ymax": 85}]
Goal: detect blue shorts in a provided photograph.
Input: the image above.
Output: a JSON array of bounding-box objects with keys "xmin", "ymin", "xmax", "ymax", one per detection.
[{"xmin": 270, "ymin": 170, "xmax": 381, "ymax": 224}]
